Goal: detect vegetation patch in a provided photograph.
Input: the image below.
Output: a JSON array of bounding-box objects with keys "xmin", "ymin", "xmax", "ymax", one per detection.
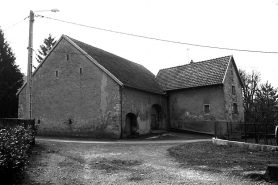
[
  {"xmin": 168, "ymin": 141, "xmax": 278, "ymax": 181},
  {"xmin": 59, "ymin": 153, "xmax": 86, "ymax": 165},
  {"xmin": 0, "ymin": 125, "xmax": 35, "ymax": 184},
  {"xmin": 128, "ymin": 173, "xmax": 145, "ymax": 181},
  {"xmin": 90, "ymin": 158, "xmax": 142, "ymax": 173}
]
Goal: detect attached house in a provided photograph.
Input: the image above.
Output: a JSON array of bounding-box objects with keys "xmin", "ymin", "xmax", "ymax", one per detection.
[
  {"xmin": 17, "ymin": 35, "xmax": 167, "ymax": 138},
  {"xmin": 156, "ymin": 56, "xmax": 244, "ymax": 134},
  {"xmin": 17, "ymin": 35, "xmax": 244, "ymax": 138}
]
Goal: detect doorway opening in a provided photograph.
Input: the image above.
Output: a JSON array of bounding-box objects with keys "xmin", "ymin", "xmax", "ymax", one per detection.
[
  {"xmin": 151, "ymin": 104, "xmax": 162, "ymax": 130},
  {"xmin": 125, "ymin": 113, "xmax": 138, "ymax": 136}
]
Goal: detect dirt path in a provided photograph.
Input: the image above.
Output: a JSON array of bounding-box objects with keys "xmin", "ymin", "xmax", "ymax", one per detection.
[{"xmin": 21, "ymin": 138, "xmax": 265, "ymax": 185}]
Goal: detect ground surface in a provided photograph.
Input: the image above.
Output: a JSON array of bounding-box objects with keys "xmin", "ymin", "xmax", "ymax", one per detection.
[
  {"xmin": 168, "ymin": 142, "xmax": 278, "ymax": 184},
  {"xmin": 21, "ymin": 132, "xmax": 275, "ymax": 185}
]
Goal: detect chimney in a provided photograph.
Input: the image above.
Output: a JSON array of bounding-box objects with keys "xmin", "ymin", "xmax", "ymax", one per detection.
[{"xmin": 190, "ymin": 60, "xmax": 194, "ymax": 64}]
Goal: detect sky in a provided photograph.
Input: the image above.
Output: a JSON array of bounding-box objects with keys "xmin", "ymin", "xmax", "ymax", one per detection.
[{"xmin": 1, "ymin": 0, "xmax": 278, "ymax": 87}]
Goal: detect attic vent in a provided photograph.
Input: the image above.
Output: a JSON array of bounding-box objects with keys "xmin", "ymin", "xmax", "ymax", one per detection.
[
  {"xmin": 79, "ymin": 67, "xmax": 83, "ymax": 74},
  {"xmin": 66, "ymin": 54, "xmax": 69, "ymax": 61}
]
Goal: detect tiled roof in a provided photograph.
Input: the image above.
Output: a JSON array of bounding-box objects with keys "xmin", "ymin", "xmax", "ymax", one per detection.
[
  {"xmin": 156, "ymin": 56, "xmax": 232, "ymax": 91},
  {"xmin": 68, "ymin": 36, "xmax": 164, "ymax": 94}
]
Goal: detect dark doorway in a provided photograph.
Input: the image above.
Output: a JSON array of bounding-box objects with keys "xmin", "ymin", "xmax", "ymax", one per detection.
[
  {"xmin": 151, "ymin": 104, "xmax": 162, "ymax": 130},
  {"xmin": 125, "ymin": 113, "xmax": 137, "ymax": 136}
]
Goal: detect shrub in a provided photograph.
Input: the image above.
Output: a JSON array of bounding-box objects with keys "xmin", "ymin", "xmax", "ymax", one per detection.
[{"xmin": 0, "ymin": 125, "xmax": 34, "ymax": 184}]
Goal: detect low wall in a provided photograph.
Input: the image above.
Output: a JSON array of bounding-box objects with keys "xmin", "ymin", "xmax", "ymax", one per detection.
[
  {"xmin": 212, "ymin": 138, "xmax": 278, "ymax": 151},
  {"xmin": 172, "ymin": 120, "xmax": 234, "ymax": 138},
  {"xmin": 0, "ymin": 118, "xmax": 35, "ymax": 129}
]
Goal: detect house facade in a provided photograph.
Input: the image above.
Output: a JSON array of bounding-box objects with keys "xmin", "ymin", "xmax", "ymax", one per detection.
[
  {"xmin": 156, "ymin": 56, "xmax": 244, "ymax": 134},
  {"xmin": 17, "ymin": 35, "xmax": 243, "ymax": 138}
]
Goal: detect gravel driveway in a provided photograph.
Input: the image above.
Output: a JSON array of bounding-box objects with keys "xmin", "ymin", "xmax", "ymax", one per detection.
[{"xmin": 22, "ymin": 133, "xmax": 266, "ymax": 185}]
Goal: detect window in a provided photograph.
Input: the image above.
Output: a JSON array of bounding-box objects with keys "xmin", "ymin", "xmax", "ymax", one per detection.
[
  {"xmin": 232, "ymin": 86, "xmax": 235, "ymax": 95},
  {"xmin": 79, "ymin": 67, "xmax": 83, "ymax": 74},
  {"xmin": 233, "ymin": 103, "xmax": 238, "ymax": 114},
  {"xmin": 55, "ymin": 70, "xmax": 59, "ymax": 77},
  {"xmin": 204, "ymin": 104, "xmax": 210, "ymax": 114}
]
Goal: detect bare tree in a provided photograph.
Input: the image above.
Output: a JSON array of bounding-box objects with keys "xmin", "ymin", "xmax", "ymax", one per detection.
[{"xmin": 239, "ymin": 69, "xmax": 260, "ymax": 122}]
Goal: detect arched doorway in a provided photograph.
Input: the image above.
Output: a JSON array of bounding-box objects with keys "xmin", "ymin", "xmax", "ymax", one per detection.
[
  {"xmin": 151, "ymin": 104, "xmax": 162, "ymax": 130},
  {"xmin": 125, "ymin": 113, "xmax": 137, "ymax": 136}
]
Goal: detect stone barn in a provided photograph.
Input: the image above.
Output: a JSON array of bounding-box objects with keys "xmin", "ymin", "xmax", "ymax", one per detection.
[{"xmin": 17, "ymin": 35, "xmax": 167, "ymax": 138}]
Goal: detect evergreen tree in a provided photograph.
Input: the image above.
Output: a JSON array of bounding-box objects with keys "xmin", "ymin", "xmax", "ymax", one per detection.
[
  {"xmin": 36, "ymin": 34, "xmax": 56, "ymax": 63},
  {"xmin": 0, "ymin": 28, "xmax": 24, "ymax": 118}
]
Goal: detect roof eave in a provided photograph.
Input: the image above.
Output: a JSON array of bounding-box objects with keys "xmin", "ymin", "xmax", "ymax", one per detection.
[
  {"xmin": 163, "ymin": 83, "xmax": 224, "ymax": 92},
  {"xmin": 124, "ymin": 84, "xmax": 165, "ymax": 95},
  {"xmin": 222, "ymin": 55, "xmax": 232, "ymax": 84}
]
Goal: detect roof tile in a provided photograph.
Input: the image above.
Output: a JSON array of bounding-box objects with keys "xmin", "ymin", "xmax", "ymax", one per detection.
[{"xmin": 156, "ymin": 56, "xmax": 231, "ymax": 91}]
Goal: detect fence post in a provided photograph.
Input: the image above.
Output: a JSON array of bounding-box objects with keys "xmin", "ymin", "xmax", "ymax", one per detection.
[
  {"xmin": 244, "ymin": 122, "xmax": 247, "ymax": 143},
  {"xmin": 227, "ymin": 122, "xmax": 229, "ymax": 140},
  {"xmin": 214, "ymin": 121, "xmax": 217, "ymax": 138},
  {"xmin": 254, "ymin": 123, "xmax": 258, "ymax": 144},
  {"xmin": 265, "ymin": 121, "xmax": 268, "ymax": 145}
]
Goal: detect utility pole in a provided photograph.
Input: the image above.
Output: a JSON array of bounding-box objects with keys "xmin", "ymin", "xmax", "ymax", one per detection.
[{"xmin": 26, "ymin": 10, "xmax": 34, "ymax": 119}]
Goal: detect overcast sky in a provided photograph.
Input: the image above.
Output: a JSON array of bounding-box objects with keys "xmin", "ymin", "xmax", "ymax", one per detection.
[{"xmin": 1, "ymin": 0, "xmax": 278, "ymax": 87}]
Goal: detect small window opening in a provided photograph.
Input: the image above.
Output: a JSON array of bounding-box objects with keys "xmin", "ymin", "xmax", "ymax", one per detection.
[
  {"xmin": 232, "ymin": 86, "xmax": 236, "ymax": 95},
  {"xmin": 55, "ymin": 70, "xmax": 59, "ymax": 77},
  {"xmin": 79, "ymin": 67, "xmax": 83, "ymax": 74},
  {"xmin": 204, "ymin": 104, "xmax": 210, "ymax": 114},
  {"xmin": 66, "ymin": 54, "xmax": 69, "ymax": 61},
  {"xmin": 233, "ymin": 103, "xmax": 238, "ymax": 114}
]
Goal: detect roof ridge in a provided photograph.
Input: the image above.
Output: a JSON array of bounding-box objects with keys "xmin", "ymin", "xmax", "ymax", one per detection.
[{"xmin": 159, "ymin": 55, "xmax": 232, "ymax": 71}]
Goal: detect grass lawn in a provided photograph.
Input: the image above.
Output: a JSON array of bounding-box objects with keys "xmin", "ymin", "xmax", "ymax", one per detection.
[{"xmin": 168, "ymin": 142, "xmax": 278, "ymax": 182}]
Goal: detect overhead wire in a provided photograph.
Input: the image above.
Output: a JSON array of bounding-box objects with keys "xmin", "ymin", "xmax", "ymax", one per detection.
[
  {"xmin": 3, "ymin": 16, "xmax": 29, "ymax": 31},
  {"xmin": 3, "ymin": 14, "xmax": 278, "ymax": 55},
  {"xmin": 36, "ymin": 14, "xmax": 278, "ymax": 54}
]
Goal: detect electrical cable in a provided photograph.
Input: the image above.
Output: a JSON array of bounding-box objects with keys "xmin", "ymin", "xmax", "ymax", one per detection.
[
  {"xmin": 3, "ymin": 16, "xmax": 29, "ymax": 31},
  {"xmin": 36, "ymin": 14, "xmax": 278, "ymax": 54}
]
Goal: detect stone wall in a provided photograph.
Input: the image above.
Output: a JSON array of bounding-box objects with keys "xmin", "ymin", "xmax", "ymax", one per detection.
[
  {"xmin": 18, "ymin": 38, "xmax": 121, "ymax": 138},
  {"xmin": 169, "ymin": 85, "xmax": 226, "ymax": 127},
  {"xmin": 122, "ymin": 87, "xmax": 167, "ymax": 137},
  {"xmin": 223, "ymin": 60, "xmax": 244, "ymax": 122}
]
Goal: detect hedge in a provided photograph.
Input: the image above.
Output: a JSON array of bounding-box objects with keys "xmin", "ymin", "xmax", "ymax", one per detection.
[{"xmin": 0, "ymin": 125, "xmax": 35, "ymax": 184}]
